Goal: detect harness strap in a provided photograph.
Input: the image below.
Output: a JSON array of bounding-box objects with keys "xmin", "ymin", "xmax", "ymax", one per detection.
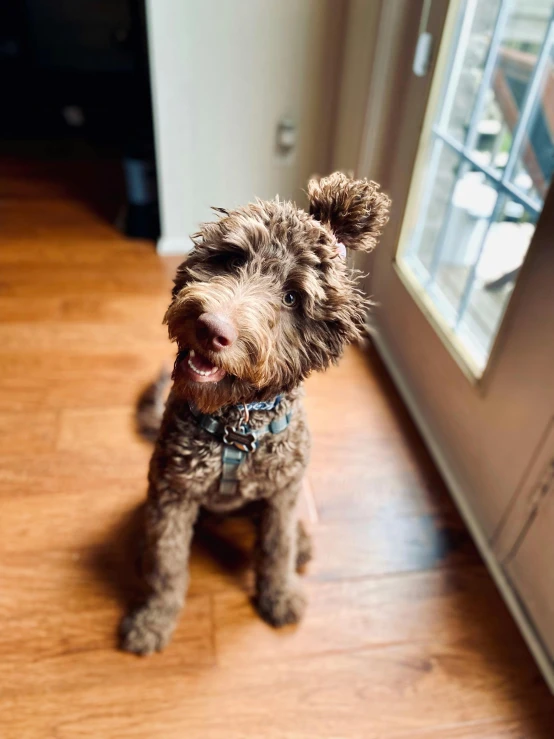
[
  {"xmin": 269, "ymin": 414, "xmax": 290, "ymax": 434},
  {"xmin": 220, "ymin": 445, "xmax": 246, "ymax": 496},
  {"xmin": 191, "ymin": 409, "xmax": 224, "ymax": 436},
  {"xmin": 188, "ymin": 401, "xmax": 292, "ymax": 495}
]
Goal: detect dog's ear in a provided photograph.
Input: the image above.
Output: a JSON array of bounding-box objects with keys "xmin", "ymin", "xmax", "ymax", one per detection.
[
  {"xmin": 307, "ymin": 172, "xmax": 390, "ymax": 252},
  {"xmin": 170, "ymin": 257, "xmax": 190, "ymax": 299}
]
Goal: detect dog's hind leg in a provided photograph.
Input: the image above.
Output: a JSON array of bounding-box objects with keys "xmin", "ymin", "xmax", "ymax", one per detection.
[
  {"xmin": 253, "ymin": 488, "xmax": 307, "ymax": 627},
  {"xmin": 296, "ymin": 520, "xmax": 312, "ymax": 571},
  {"xmin": 120, "ymin": 493, "xmax": 199, "ymax": 655},
  {"xmin": 135, "ymin": 367, "xmax": 171, "ymax": 443}
]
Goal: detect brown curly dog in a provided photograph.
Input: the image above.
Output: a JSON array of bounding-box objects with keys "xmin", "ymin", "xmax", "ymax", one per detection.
[{"xmin": 120, "ymin": 172, "xmax": 389, "ymax": 655}]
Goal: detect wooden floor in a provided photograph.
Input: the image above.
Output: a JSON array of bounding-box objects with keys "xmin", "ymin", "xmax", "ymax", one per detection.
[{"xmin": 1, "ymin": 161, "xmax": 553, "ymax": 738}]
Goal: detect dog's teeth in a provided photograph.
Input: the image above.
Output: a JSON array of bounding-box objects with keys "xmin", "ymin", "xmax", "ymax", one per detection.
[{"xmin": 186, "ymin": 349, "xmax": 219, "ymax": 378}]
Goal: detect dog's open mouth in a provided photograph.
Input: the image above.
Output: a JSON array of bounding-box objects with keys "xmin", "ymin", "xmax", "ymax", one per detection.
[{"xmin": 177, "ymin": 349, "xmax": 227, "ymax": 384}]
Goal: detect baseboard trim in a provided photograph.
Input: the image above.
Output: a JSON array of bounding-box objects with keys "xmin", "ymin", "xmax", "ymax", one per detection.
[
  {"xmin": 156, "ymin": 236, "xmax": 192, "ymax": 256},
  {"xmin": 370, "ymin": 330, "xmax": 554, "ymax": 694}
]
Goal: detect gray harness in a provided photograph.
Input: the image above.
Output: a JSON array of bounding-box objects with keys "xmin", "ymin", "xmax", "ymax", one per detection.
[{"xmin": 189, "ymin": 398, "xmax": 292, "ymax": 495}]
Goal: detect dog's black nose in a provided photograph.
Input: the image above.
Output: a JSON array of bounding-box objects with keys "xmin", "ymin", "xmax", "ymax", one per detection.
[{"xmin": 195, "ymin": 312, "xmax": 237, "ymax": 352}]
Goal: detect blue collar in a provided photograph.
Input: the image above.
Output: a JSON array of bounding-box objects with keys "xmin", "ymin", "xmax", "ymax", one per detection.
[
  {"xmin": 241, "ymin": 395, "xmax": 282, "ymax": 413},
  {"xmin": 189, "ymin": 395, "xmax": 282, "ymax": 419}
]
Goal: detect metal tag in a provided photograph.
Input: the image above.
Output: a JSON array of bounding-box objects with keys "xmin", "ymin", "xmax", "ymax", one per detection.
[{"xmin": 223, "ymin": 425, "xmax": 257, "ymax": 453}]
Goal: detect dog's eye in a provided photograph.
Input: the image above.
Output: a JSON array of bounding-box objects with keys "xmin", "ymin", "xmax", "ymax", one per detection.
[
  {"xmin": 205, "ymin": 252, "xmax": 245, "ymax": 271},
  {"xmin": 227, "ymin": 256, "xmax": 245, "ymax": 271},
  {"xmin": 282, "ymin": 291, "xmax": 298, "ymax": 308}
]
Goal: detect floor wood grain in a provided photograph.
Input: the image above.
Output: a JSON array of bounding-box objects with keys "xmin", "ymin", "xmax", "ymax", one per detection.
[{"xmin": 0, "ymin": 161, "xmax": 552, "ymax": 738}]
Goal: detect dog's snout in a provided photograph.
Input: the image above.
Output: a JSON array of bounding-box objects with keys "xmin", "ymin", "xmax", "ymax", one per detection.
[{"xmin": 195, "ymin": 312, "xmax": 237, "ymax": 352}]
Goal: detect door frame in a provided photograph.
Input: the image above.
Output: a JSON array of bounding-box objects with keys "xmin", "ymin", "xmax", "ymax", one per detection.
[{"xmin": 355, "ymin": 0, "xmax": 554, "ymax": 692}]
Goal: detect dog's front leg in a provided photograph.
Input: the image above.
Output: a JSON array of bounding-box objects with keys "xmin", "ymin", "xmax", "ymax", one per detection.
[
  {"xmin": 120, "ymin": 493, "xmax": 199, "ymax": 655},
  {"xmin": 253, "ymin": 490, "xmax": 306, "ymax": 627}
]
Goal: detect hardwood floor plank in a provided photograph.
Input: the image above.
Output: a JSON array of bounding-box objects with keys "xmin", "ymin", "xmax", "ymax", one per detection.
[
  {"xmin": 57, "ymin": 406, "xmax": 148, "ymax": 453},
  {"xmin": 0, "ymin": 593, "xmax": 214, "ymax": 670},
  {"xmin": 0, "ymin": 411, "xmax": 58, "ymax": 455},
  {"xmin": 0, "ymin": 452, "xmax": 147, "ymax": 495},
  {"xmin": 0, "ymin": 322, "xmax": 169, "ymax": 353},
  {"xmin": 0, "ymin": 353, "xmax": 171, "ymax": 411},
  {"xmin": 0, "ymin": 294, "xmax": 169, "ymax": 323},
  {"xmin": 399, "ymin": 717, "xmax": 554, "ymax": 739},
  {"xmin": 0, "ymin": 489, "xmax": 145, "ymax": 550},
  {"xmin": 0, "ymin": 644, "xmax": 550, "ymax": 739}
]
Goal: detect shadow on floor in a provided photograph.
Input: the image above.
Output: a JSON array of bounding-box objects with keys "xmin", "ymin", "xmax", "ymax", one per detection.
[{"xmin": 87, "ymin": 501, "xmax": 256, "ymax": 615}]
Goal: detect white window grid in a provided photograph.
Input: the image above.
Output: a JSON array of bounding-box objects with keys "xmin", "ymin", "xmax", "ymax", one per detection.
[{"xmin": 409, "ymin": 0, "xmax": 554, "ymax": 334}]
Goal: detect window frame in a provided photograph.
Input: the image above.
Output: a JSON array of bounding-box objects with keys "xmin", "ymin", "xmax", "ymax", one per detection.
[{"xmin": 397, "ymin": 0, "xmax": 554, "ymax": 375}]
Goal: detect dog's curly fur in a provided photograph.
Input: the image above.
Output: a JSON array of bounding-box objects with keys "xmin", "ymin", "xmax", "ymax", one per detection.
[{"xmin": 120, "ymin": 173, "xmax": 389, "ymax": 655}]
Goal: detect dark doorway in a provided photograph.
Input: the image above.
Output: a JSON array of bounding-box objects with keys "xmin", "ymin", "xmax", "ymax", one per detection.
[{"xmin": 0, "ymin": 0, "xmax": 159, "ymax": 240}]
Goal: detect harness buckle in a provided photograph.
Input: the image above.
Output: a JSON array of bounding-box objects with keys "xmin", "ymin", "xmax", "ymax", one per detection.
[{"xmin": 223, "ymin": 425, "xmax": 257, "ymax": 453}]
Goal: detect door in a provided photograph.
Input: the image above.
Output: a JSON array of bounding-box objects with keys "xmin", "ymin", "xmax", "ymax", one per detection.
[{"xmin": 365, "ymin": 0, "xmax": 554, "ymax": 688}]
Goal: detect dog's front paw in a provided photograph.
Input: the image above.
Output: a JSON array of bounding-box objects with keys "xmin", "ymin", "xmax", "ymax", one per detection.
[
  {"xmin": 119, "ymin": 604, "xmax": 177, "ymax": 656},
  {"xmin": 254, "ymin": 586, "xmax": 307, "ymax": 628}
]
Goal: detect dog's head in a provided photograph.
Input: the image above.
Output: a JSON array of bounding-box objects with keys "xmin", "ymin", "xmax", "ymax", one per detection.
[{"xmin": 165, "ymin": 172, "xmax": 389, "ymax": 412}]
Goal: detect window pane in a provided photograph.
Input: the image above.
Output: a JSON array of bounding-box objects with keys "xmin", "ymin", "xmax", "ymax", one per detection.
[
  {"xmin": 404, "ymin": 141, "xmax": 462, "ymax": 276},
  {"xmin": 469, "ymin": 1, "xmax": 554, "ymax": 171},
  {"xmin": 431, "ymin": 170, "xmax": 499, "ymax": 322},
  {"xmin": 443, "ymin": 0, "xmax": 501, "ymax": 142},
  {"xmin": 456, "ymin": 196, "xmax": 538, "ymax": 369},
  {"xmin": 509, "ymin": 46, "xmax": 554, "ymax": 201}
]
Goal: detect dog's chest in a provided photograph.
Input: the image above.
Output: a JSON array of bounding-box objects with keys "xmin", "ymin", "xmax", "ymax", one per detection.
[{"xmin": 153, "ymin": 401, "xmax": 310, "ymax": 511}]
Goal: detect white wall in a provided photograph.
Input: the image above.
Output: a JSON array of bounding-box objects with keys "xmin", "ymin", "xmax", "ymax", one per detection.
[{"xmin": 146, "ymin": 0, "xmax": 345, "ymax": 254}]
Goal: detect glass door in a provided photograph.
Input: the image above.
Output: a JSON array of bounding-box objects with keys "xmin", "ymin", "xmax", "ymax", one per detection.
[
  {"xmin": 396, "ymin": 0, "xmax": 554, "ymax": 375},
  {"xmin": 366, "ymin": 0, "xmax": 554, "ymax": 690}
]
